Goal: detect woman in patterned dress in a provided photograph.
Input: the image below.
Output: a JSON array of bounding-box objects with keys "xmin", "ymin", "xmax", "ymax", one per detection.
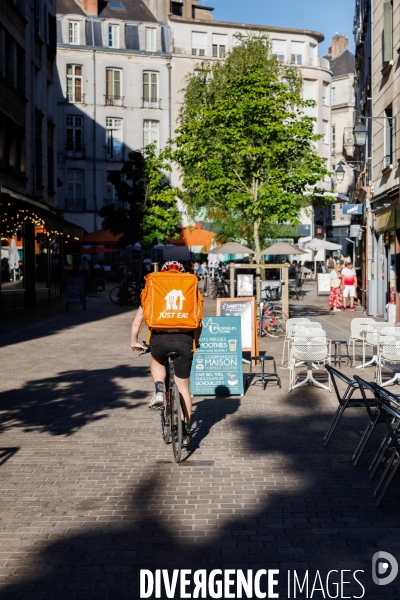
[{"xmin": 329, "ymin": 264, "xmax": 343, "ymax": 311}]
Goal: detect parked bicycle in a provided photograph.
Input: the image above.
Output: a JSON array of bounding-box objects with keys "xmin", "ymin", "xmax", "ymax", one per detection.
[
  {"xmin": 109, "ymin": 280, "xmax": 141, "ymax": 306},
  {"xmin": 257, "ymin": 288, "xmax": 287, "ymax": 337}
]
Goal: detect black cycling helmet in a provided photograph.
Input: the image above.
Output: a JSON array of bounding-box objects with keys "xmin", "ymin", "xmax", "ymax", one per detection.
[{"xmin": 161, "ymin": 260, "xmax": 185, "ymax": 273}]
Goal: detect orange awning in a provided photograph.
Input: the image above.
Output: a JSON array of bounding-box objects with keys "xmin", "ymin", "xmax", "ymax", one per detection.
[
  {"xmin": 79, "ymin": 229, "xmax": 123, "ymax": 244},
  {"xmin": 170, "ymin": 223, "xmax": 215, "ymax": 248}
]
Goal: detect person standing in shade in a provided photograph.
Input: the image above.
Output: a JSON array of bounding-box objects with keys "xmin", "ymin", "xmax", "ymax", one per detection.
[
  {"xmin": 328, "ymin": 264, "xmax": 342, "ymax": 312},
  {"xmin": 341, "ymin": 261, "xmax": 357, "ymax": 311}
]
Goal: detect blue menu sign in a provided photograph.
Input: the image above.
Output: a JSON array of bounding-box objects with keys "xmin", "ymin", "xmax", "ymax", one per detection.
[{"xmin": 190, "ymin": 316, "xmax": 244, "ymax": 397}]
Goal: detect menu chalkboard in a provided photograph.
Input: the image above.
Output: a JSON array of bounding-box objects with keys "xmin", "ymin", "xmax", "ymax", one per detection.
[
  {"xmin": 216, "ymin": 297, "xmax": 256, "ymax": 356},
  {"xmin": 190, "ymin": 316, "xmax": 244, "ymax": 396},
  {"xmin": 65, "ymin": 277, "xmax": 86, "ymax": 310}
]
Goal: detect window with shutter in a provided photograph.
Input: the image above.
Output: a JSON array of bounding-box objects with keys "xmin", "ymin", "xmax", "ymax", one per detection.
[
  {"xmin": 383, "ymin": 2, "xmax": 393, "ymax": 63},
  {"xmin": 145, "ymin": 28, "xmax": 156, "ymax": 52},
  {"xmin": 212, "ymin": 33, "xmax": 227, "ymax": 58},
  {"xmin": 291, "ymin": 41, "xmax": 304, "ymax": 65},
  {"xmin": 192, "ymin": 31, "xmax": 207, "ymax": 56},
  {"xmin": 272, "ymin": 39, "xmax": 286, "ymax": 62},
  {"xmin": 303, "ymin": 79, "xmax": 316, "ymax": 101}
]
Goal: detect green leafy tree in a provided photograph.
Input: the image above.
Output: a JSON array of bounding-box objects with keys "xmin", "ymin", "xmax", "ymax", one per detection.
[
  {"xmin": 169, "ymin": 35, "xmax": 329, "ymax": 262},
  {"xmin": 98, "ymin": 145, "xmax": 180, "ymax": 248},
  {"xmin": 206, "ymin": 209, "xmax": 298, "ymax": 247}
]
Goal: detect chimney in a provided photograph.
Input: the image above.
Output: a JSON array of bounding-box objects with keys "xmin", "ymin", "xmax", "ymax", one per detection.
[
  {"xmin": 183, "ymin": 0, "xmax": 192, "ymax": 19},
  {"xmin": 84, "ymin": 0, "xmax": 98, "ymax": 15},
  {"xmin": 331, "ymin": 34, "xmax": 348, "ymax": 59}
]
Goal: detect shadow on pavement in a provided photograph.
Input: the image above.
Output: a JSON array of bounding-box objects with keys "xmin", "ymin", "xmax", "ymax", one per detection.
[
  {"xmin": 0, "ymin": 447, "xmax": 19, "ymax": 467},
  {"xmin": 1, "ymin": 385, "xmax": 400, "ymax": 599},
  {"xmin": 0, "ymin": 365, "xmax": 149, "ymax": 436},
  {"xmin": 189, "ymin": 397, "xmax": 241, "ymax": 452},
  {"xmin": 0, "ymin": 292, "xmax": 138, "ymax": 349}
]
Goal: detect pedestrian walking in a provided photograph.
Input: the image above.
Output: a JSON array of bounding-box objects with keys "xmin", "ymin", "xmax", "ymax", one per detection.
[
  {"xmin": 341, "ymin": 261, "xmax": 357, "ymax": 311},
  {"xmin": 328, "ymin": 264, "xmax": 342, "ymax": 311}
]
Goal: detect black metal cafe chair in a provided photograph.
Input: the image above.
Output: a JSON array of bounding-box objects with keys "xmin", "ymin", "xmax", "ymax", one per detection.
[
  {"xmin": 367, "ymin": 383, "xmax": 400, "ymax": 506},
  {"xmin": 352, "ymin": 376, "xmax": 383, "ymax": 466},
  {"xmin": 323, "ymin": 365, "xmax": 366, "ymax": 447}
]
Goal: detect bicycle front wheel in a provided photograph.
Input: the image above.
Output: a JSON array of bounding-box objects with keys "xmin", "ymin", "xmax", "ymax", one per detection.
[
  {"xmin": 170, "ymin": 383, "xmax": 182, "ymax": 463},
  {"xmin": 109, "ymin": 286, "xmax": 122, "ymax": 305}
]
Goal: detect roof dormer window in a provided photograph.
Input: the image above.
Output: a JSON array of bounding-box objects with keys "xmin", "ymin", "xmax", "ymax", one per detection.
[
  {"xmin": 69, "ymin": 21, "xmax": 80, "ymax": 45},
  {"xmin": 109, "ymin": 24, "xmax": 120, "ymax": 48}
]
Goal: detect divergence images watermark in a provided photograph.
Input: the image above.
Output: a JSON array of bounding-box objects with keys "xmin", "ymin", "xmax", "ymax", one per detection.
[{"xmin": 140, "ymin": 554, "xmax": 399, "ymax": 598}]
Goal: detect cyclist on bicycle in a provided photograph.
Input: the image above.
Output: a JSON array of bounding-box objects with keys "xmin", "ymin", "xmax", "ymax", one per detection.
[{"xmin": 130, "ymin": 261, "xmax": 200, "ymax": 443}]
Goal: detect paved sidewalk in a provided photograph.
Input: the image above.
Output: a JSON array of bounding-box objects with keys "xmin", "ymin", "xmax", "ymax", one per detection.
[{"xmin": 0, "ymin": 285, "xmax": 399, "ymax": 599}]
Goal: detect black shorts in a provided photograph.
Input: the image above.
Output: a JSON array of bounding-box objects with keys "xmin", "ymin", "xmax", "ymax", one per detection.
[{"xmin": 150, "ymin": 332, "xmax": 194, "ymax": 379}]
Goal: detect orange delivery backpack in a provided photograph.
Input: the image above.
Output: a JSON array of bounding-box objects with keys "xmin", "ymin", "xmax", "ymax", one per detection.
[{"xmin": 140, "ymin": 272, "xmax": 204, "ymax": 334}]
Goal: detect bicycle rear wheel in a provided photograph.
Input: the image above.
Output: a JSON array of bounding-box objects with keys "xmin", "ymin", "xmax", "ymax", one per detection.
[
  {"xmin": 262, "ymin": 309, "xmax": 288, "ymax": 338},
  {"xmin": 170, "ymin": 383, "xmax": 182, "ymax": 463},
  {"xmin": 109, "ymin": 286, "xmax": 122, "ymax": 305}
]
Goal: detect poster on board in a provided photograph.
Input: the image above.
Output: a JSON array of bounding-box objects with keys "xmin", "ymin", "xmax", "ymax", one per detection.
[
  {"xmin": 216, "ymin": 297, "xmax": 256, "ymax": 357},
  {"xmin": 237, "ymin": 274, "xmax": 254, "ymax": 297},
  {"xmin": 190, "ymin": 316, "xmax": 244, "ymax": 396},
  {"xmin": 317, "ymin": 273, "xmax": 331, "ymax": 296}
]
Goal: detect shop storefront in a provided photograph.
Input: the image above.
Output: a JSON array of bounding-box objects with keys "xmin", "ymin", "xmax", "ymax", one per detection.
[
  {"xmin": 0, "ymin": 188, "xmax": 84, "ymax": 312},
  {"xmin": 372, "ymin": 207, "xmax": 396, "ymax": 319}
]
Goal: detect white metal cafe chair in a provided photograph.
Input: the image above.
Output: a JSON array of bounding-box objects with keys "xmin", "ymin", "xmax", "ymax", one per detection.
[
  {"xmin": 349, "ymin": 318, "xmax": 376, "ymax": 367},
  {"xmin": 281, "ymin": 318, "xmax": 311, "ymax": 366},
  {"xmin": 376, "ymin": 336, "xmax": 400, "ymax": 387},
  {"xmin": 358, "ymin": 322, "xmax": 393, "ymax": 371},
  {"xmin": 289, "ymin": 333, "xmax": 331, "ymax": 392}
]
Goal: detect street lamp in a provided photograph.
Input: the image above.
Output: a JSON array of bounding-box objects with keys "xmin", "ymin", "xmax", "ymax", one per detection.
[
  {"xmin": 335, "ymin": 162, "xmax": 345, "ymax": 184},
  {"xmin": 354, "ymin": 122, "xmax": 368, "ymax": 146}
]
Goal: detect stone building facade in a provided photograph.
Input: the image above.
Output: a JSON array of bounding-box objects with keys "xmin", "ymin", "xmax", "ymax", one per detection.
[{"xmin": 0, "ymin": 0, "xmax": 82, "ymax": 311}]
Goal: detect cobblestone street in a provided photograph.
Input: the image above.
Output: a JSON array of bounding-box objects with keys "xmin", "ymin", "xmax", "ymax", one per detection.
[{"xmin": 0, "ymin": 282, "xmax": 399, "ymax": 599}]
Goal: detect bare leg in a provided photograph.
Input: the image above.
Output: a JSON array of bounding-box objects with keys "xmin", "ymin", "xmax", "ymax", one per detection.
[
  {"xmin": 150, "ymin": 357, "xmax": 166, "ymax": 383},
  {"xmin": 174, "ymin": 375, "xmax": 192, "ymax": 424},
  {"xmin": 151, "ymin": 358, "xmax": 192, "ymax": 423},
  {"xmin": 350, "ymin": 296, "xmax": 354, "ymax": 308}
]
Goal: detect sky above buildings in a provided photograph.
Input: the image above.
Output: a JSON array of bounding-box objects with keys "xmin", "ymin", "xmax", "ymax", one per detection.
[{"xmin": 211, "ymin": 0, "xmax": 355, "ymax": 56}]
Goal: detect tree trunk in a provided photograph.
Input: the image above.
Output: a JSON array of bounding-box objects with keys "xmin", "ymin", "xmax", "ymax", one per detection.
[
  {"xmin": 253, "ymin": 218, "xmax": 261, "ymax": 264},
  {"xmin": 252, "ymin": 178, "xmax": 261, "ymax": 264}
]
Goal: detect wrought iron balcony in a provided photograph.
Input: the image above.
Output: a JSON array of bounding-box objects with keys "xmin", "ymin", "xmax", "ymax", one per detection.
[
  {"xmin": 142, "ymin": 98, "xmax": 161, "ymax": 109},
  {"xmin": 65, "ymin": 144, "xmax": 86, "ymax": 159},
  {"xmin": 104, "ymin": 145, "xmax": 124, "ymax": 161},
  {"xmin": 65, "ymin": 92, "xmax": 85, "ymax": 104},
  {"xmin": 65, "ymin": 197, "xmax": 86, "ymax": 211},
  {"xmin": 104, "ymin": 95, "xmax": 124, "ymax": 107}
]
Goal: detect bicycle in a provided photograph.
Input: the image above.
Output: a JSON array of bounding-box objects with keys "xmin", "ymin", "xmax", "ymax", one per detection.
[
  {"xmin": 256, "ymin": 299, "xmax": 288, "ymax": 338},
  {"xmin": 140, "ymin": 345, "xmax": 183, "ymax": 463},
  {"xmin": 110, "ymin": 280, "xmax": 141, "ymax": 306}
]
